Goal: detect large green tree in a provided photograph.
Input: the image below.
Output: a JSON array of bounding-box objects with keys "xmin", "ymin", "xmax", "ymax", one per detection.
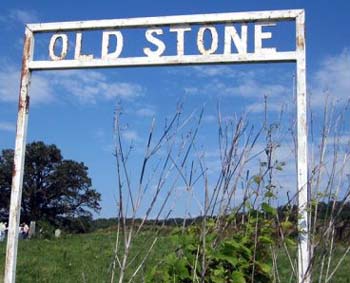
[{"xmin": 0, "ymin": 141, "xmax": 101, "ymax": 224}]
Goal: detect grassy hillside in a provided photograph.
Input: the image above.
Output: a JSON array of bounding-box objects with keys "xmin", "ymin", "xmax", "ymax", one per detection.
[
  {"xmin": 0, "ymin": 230, "xmax": 173, "ymax": 283},
  {"xmin": 0, "ymin": 230, "xmax": 349, "ymax": 282}
]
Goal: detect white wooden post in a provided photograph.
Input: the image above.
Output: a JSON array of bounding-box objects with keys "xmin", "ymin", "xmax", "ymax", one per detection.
[
  {"xmin": 4, "ymin": 27, "xmax": 33, "ymax": 283},
  {"xmin": 296, "ymin": 10, "xmax": 310, "ymax": 283}
]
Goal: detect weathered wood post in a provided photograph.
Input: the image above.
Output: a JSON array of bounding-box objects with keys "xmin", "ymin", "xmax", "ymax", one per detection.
[
  {"xmin": 296, "ymin": 11, "xmax": 310, "ymax": 283},
  {"xmin": 4, "ymin": 26, "xmax": 33, "ymax": 283}
]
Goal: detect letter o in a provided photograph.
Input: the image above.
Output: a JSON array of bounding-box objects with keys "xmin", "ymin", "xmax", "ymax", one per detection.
[
  {"xmin": 49, "ymin": 34, "xmax": 68, "ymax": 61},
  {"xmin": 197, "ymin": 26, "xmax": 218, "ymax": 55}
]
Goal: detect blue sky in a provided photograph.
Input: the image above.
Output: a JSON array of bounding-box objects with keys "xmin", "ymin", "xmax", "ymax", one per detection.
[{"xmin": 0, "ymin": 1, "xmax": 349, "ymax": 218}]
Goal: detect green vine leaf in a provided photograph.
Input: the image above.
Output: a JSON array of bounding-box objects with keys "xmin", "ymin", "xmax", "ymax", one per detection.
[{"xmin": 231, "ymin": 271, "xmax": 246, "ymax": 283}]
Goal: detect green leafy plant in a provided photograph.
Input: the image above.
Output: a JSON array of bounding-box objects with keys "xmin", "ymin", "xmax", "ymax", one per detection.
[{"xmin": 146, "ymin": 211, "xmax": 278, "ymax": 283}]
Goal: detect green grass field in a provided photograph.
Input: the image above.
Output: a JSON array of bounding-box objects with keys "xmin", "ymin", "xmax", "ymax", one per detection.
[
  {"xmin": 0, "ymin": 230, "xmax": 349, "ymax": 282},
  {"xmin": 0, "ymin": 230, "xmax": 175, "ymax": 283}
]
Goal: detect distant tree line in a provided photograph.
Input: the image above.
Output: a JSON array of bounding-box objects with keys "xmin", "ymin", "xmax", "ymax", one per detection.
[
  {"xmin": 86, "ymin": 202, "xmax": 350, "ymax": 242},
  {"xmin": 1, "ymin": 142, "xmax": 350, "ymax": 241}
]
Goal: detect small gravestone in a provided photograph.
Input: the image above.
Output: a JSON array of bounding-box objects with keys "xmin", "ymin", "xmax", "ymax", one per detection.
[
  {"xmin": 0, "ymin": 222, "xmax": 6, "ymax": 242},
  {"xmin": 29, "ymin": 221, "xmax": 36, "ymax": 238},
  {"xmin": 54, "ymin": 228, "xmax": 61, "ymax": 238}
]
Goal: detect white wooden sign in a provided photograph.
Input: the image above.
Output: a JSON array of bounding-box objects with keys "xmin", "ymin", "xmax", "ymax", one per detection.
[{"xmin": 5, "ymin": 9, "xmax": 309, "ymax": 283}]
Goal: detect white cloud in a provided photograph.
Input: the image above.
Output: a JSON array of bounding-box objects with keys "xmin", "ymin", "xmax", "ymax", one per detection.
[
  {"xmin": 135, "ymin": 106, "xmax": 156, "ymax": 117},
  {"xmin": 336, "ymin": 134, "xmax": 350, "ymax": 146},
  {"xmin": 0, "ymin": 67, "xmax": 21, "ymax": 102},
  {"xmin": 246, "ymin": 100, "xmax": 288, "ymax": 114},
  {"xmin": 190, "ymin": 66, "xmax": 288, "ymax": 82},
  {"xmin": 183, "ymin": 65, "xmax": 292, "ymax": 105},
  {"xmin": 0, "ymin": 9, "xmax": 39, "ymax": 25},
  {"xmin": 185, "ymin": 77, "xmax": 289, "ymax": 101},
  {"xmin": 51, "ymin": 70, "xmax": 144, "ymax": 103},
  {"xmin": 0, "ymin": 66, "xmax": 144, "ymax": 105},
  {"xmin": 0, "ymin": 67, "xmax": 54, "ymax": 104},
  {"xmin": 311, "ymin": 49, "xmax": 350, "ymax": 107},
  {"xmin": 320, "ymin": 134, "xmax": 350, "ymax": 149},
  {"xmin": 9, "ymin": 9, "xmax": 39, "ymax": 24},
  {"xmin": 103, "ymin": 82, "xmax": 143, "ymax": 100},
  {"xmin": 224, "ymin": 79, "xmax": 288, "ymax": 98},
  {"xmin": 0, "ymin": 122, "xmax": 16, "ymax": 132},
  {"xmin": 192, "ymin": 66, "xmax": 237, "ymax": 78},
  {"xmin": 122, "ymin": 129, "xmax": 140, "ymax": 142},
  {"xmin": 31, "ymin": 73, "xmax": 55, "ymax": 103},
  {"xmin": 184, "ymin": 87, "xmax": 200, "ymax": 95},
  {"xmin": 202, "ymin": 114, "xmax": 217, "ymax": 123},
  {"xmin": 187, "ymin": 49, "xmax": 350, "ymax": 113}
]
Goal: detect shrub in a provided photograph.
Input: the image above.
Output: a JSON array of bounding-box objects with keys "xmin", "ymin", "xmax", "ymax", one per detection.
[{"xmin": 145, "ymin": 211, "xmax": 279, "ymax": 283}]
